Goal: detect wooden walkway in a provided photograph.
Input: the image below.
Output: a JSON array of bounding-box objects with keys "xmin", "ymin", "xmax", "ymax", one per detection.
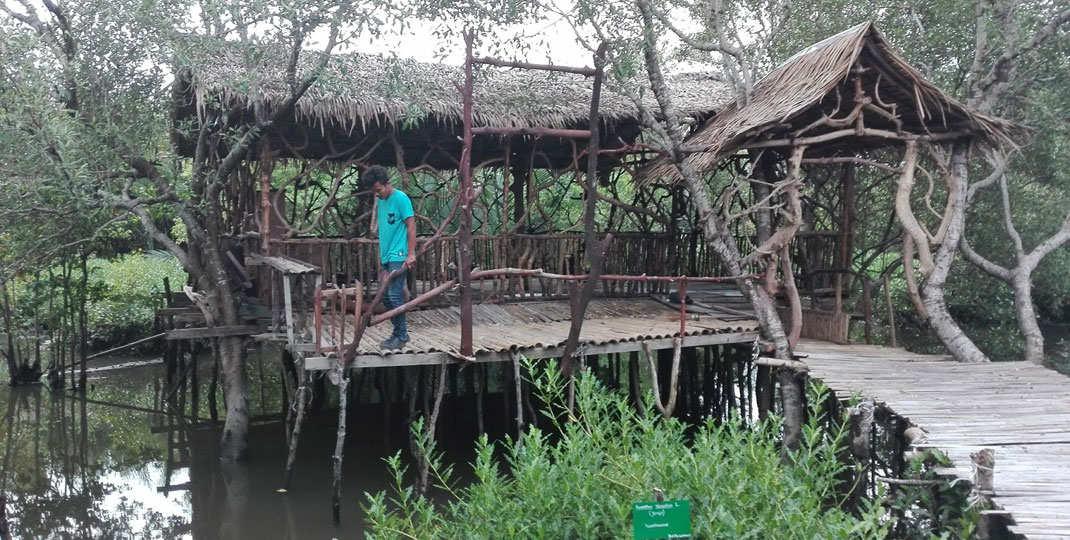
[{"xmin": 798, "ymin": 340, "xmax": 1070, "ymax": 540}]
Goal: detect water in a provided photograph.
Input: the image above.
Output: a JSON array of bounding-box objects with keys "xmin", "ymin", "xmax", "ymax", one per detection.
[{"xmin": 0, "ymin": 349, "xmax": 490, "ymax": 539}]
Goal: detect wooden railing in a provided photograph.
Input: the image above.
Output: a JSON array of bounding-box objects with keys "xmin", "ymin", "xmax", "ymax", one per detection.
[{"xmin": 253, "ymin": 230, "xmax": 842, "ymax": 305}]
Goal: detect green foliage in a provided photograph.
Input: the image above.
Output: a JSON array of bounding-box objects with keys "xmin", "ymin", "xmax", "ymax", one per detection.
[
  {"xmin": 1044, "ymin": 338, "xmax": 1070, "ymax": 376},
  {"xmin": 83, "ymin": 252, "xmax": 187, "ymax": 347},
  {"xmin": 7, "ymin": 252, "xmax": 185, "ymax": 351},
  {"xmin": 886, "ymin": 450, "xmax": 980, "ymax": 539},
  {"xmin": 364, "ymin": 363, "xmax": 891, "ymax": 539}
]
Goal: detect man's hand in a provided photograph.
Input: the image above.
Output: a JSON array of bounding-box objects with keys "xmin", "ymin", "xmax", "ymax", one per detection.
[{"xmin": 404, "ymin": 253, "xmax": 416, "ymax": 269}]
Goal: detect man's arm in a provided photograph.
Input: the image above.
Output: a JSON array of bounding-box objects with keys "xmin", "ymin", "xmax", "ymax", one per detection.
[{"xmin": 404, "ymin": 216, "xmax": 416, "ymax": 269}]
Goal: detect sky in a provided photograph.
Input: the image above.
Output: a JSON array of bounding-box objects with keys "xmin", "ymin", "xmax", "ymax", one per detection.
[{"xmin": 333, "ymin": 10, "xmax": 601, "ymax": 68}]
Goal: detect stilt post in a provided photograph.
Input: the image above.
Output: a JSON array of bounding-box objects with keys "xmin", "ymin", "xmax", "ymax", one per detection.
[{"xmin": 331, "ymin": 371, "xmax": 350, "ymax": 523}]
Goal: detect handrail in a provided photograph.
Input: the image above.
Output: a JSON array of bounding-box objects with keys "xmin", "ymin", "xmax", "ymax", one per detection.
[{"xmin": 314, "ymin": 283, "xmax": 362, "ymax": 354}]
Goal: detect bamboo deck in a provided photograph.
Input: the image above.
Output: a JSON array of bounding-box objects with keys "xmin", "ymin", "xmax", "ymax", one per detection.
[
  {"xmin": 301, "ymin": 297, "xmax": 760, "ymax": 369},
  {"xmin": 798, "ymin": 340, "xmax": 1070, "ymax": 540}
]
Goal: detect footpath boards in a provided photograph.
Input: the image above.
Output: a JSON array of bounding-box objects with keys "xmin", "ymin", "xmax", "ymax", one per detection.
[{"xmin": 632, "ymin": 499, "xmax": 691, "ymax": 539}]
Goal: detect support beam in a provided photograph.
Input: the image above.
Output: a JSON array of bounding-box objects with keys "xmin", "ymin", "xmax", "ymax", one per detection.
[
  {"xmin": 459, "ymin": 32, "xmax": 475, "ymax": 357},
  {"xmin": 472, "ymin": 56, "xmax": 597, "ymax": 76},
  {"xmin": 331, "ymin": 373, "xmax": 349, "ymax": 523},
  {"xmin": 472, "ymin": 126, "xmax": 592, "ymax": 139}
]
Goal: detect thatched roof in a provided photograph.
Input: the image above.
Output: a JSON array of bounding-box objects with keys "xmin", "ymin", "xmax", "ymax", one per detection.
[
  {"xmin": 637, "ymin": 22, "xmax": 1026, "ymax": 183},
  {"xmin": 172, "ymin": 38, "xmax": 733, "ymax": 167}
]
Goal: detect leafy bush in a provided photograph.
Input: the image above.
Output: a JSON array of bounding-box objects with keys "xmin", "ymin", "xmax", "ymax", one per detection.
[
  {"xmin": 364, "ymin": 363, "xmax": 891, "ymax": 539},
  {"xmin": 85, "ymin": 251, "xmax": 187, "ymax": 348}
]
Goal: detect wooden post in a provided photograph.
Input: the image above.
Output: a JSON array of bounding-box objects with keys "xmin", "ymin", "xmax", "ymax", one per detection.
[
  {"xmin": 778, "ymin": 366, "xmax": 807, "ymax": 456},
  {"xmin": 972, "ymin": 448, "xmax": 996, "ymax": 539},
  {"xmin": 560, "ymin": 42, "xmax": 610, "ymax": 377},
  {"xmin": 834, "ymin": 272, "xmax": 844, "ymax": 315},
  {"xmin": 476, "ymin": 364, "xmax": 485, "ymax": 434},
  {"xmin": 282, "ymin": 275, "xmax": 295, "ymax": 346},
  {"xmin": 862, "ymin": 279, "xmax": 873, "ymax": 344},
  {"xmin": 331, "ymin": 372, "xmax": 350, "ymax": 523},
  {"xmin": 972, "ymin": 448, "xmax": 995, "ymax": 497},
  {"xmin": 511, "ymin": 351, "xmax": 524, "ymax": 441},
  {"xmin": 417, "ymin": 361, "xmax": 449, "ymax": 494},
  {"xmin": 458, "ymin": 32, "xmax": 475, "ymax": 358},
  {"xmin": 629, "ymin": 351, "xmax": 642, "ymax": 413},
  {"xmin": 849, "ymin": 398, "xmax": 874, "ymax": 506},
  {"xmin": 643, "ymin": 340, "xmax": 681, "ymax": 419},
  {"xmin": 259, "ymin": 138, "xmax": 274, "ymax": 254},
  {"xmin": 883, "ymin": 274, "xmax": 898, "ymax": 347},
  {"xmin": 840, "ymin": 163, "xmax": 855, "ymax": 290},
  {"xmin": 755, "ymin": 364, "xmax": 771, "ymax": 420},
  {"xmin": 162, "ymin": 278, "xmax": 176, "ymax": 385},
  {"xmin": 282, "ymin": 362, "xmax": 307, "ymax": 489}
]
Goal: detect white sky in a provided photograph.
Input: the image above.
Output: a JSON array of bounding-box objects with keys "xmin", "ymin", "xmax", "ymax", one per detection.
[{"xmin": 336, "ymin": 13, "xmax": 601, "ymax": 67}]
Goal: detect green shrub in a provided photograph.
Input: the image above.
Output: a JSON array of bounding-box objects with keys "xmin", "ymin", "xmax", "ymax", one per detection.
[
  {"xmin": 364, "ymin": 364, "xmax": 891, "ymax": 539},
  {"xmin": 85, "ymin": 251, "xmax": 187, "ymax": 348}
]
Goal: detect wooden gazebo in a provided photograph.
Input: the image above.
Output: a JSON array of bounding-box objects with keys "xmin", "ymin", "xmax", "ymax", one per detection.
[{"xmin": 169, "ymin": 22, "xmax": 1021, "ymax": 520}]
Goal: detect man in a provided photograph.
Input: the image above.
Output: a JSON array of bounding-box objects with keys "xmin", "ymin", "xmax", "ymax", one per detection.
[{"xmin": 362, "ymin": 165, "xmax": 416, "ymax": 350}]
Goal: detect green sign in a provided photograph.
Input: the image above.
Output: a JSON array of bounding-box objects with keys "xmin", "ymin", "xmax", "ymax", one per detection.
[{"xmin": 632, "ymin": 499, "xmax": 691, "ymax": 539}]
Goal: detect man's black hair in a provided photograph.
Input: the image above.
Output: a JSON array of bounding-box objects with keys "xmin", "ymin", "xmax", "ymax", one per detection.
[{"xmin": 361, "ymin": 165, "xmax": 390, "ymax": 189}]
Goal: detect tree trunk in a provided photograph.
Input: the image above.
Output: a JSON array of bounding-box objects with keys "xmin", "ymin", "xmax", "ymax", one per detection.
[
  {"xmin": 922, "ymin": 141, "xmax": 990, "ymax": 363},
  {"xmin": 1012, "ymin": 272, "xmax": 1045, "ymax": 364},
  {"xmin": 77, "ymin": 251, "xmax": 89, "ymax": 392},
  {"xmin": 634, "ymin": 0, "xmax": 801, "ymax": 449},
  {"xmin": 1, "ymin": 279, "xmax": 21, "ymax": 383},
  {"xmin": 218, "ymin": 334, "xmax": 250, "ymax": 460}
]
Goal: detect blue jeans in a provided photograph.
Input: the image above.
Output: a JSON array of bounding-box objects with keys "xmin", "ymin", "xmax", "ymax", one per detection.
[{"xmin": 381, "ymin": 261, "xmax": 408, "ymax": 340}]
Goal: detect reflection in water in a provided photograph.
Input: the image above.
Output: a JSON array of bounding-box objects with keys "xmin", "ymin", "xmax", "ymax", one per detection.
[{"xmin": 0, "ymin": 348, "xmax": 459, "ymax": 539}]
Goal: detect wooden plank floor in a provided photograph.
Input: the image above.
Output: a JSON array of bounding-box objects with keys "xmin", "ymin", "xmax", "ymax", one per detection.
[
  {"xmin": 304, "ymin": 298, "xmax": 759, "ymax": 368},
  {"xmin": 798, "ymin": 340, "xmax": 1070, "ymax": 540}
]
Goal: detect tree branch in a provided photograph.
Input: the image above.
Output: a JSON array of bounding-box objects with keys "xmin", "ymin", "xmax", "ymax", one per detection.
[
  {"xmin": 971, "ymin": 6, "xmax": 1070, "ymax": 111},
  {"xmin": 653, "ymin": 7, "xmax": 742, "ymax": 59},
  {"xmin": 998, "ymin": 175, "xmax": 1025, "ymax": 258},
  {"xmin": 959, "ymin": 236, "xmax": 1012, "ymax": 281},
  {"xmin": 1020, "ymin": 211, "xmax": 1070, "ymax": 272}
]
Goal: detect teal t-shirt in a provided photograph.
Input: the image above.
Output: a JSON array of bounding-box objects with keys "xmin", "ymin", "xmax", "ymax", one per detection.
[{"xmin": 376, "ymin": 189, "xmax": 414, "ymax": 263}]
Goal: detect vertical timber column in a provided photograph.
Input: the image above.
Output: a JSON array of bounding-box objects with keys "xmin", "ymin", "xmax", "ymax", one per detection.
[
  {"xmin": 459, "ymin": 32, "xmax": 476, "ymax": 357},
  {"xmin": 560, "ymin": 42, "xmax": 610, "ymax": 377},
  {"xmin": 258, "ymin": 138, "xmax": 276, "ymax": 314},
  {"xmin": 259, "ymin": 138, "xmax": 275, "ymax": 254},
  {"xmin": 836, "ymin": 163, "xmax": 854, "ymax": 314}
]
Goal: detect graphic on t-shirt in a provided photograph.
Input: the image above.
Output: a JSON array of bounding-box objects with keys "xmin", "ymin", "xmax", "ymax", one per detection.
[{"xmin": 388, "ymin": 212, "xmax": 396, "ymax": 225}]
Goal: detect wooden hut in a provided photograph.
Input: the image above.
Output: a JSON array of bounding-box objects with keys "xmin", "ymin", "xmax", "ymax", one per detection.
[
  {"xmin": 167, "ymin": 23, "xmax": 1022, "ymax": 518},
  {"xmin": 637, "ymin": 21, "xmax": 1023, "ymax": 345}
]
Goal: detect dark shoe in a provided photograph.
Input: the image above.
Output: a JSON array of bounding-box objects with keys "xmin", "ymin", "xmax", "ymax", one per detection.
[{"xmin": 379, "ymin": 335, "xmax": 409, "ymax": 350}]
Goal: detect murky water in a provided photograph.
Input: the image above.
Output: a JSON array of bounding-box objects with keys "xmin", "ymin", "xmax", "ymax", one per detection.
[{"xmin": 0, "ymin": 348, "xmax": 496, "ymax": 539}]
